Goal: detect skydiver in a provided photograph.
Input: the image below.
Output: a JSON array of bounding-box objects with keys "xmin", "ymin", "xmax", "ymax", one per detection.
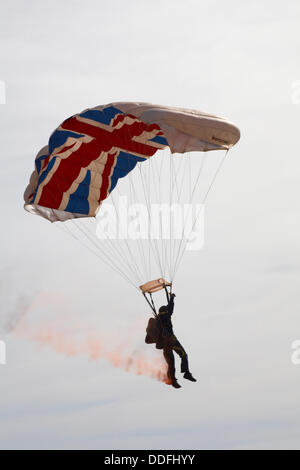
[{"xmin": 145, "ymin": 292, "xmax": 197, "ymax": 389}]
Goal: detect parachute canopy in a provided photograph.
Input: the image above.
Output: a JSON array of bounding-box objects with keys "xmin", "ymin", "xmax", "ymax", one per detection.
[{"xmin": 24, "ymin": 102, "xmax": 240, "ymax": 223}]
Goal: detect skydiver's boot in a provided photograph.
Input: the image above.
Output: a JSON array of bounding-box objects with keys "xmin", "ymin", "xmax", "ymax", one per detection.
[
  {"xmin": 171, "ymin": 378, "xmax": 181, "ymax": 389},
  {"xmin": 183, "ymin": 371, "xmax": 197, "ymax": 382}
]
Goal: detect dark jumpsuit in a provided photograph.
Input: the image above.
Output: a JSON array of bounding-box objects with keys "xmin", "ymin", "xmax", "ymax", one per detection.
[{"xmin": 157, "ymin": 296, "xmax": 189, "ymax": 380}]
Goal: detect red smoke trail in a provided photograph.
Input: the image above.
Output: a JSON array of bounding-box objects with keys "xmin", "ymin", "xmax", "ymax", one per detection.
[{"xmin": 13, "ymin": 312, "xmax": 171, "ymax": 385}]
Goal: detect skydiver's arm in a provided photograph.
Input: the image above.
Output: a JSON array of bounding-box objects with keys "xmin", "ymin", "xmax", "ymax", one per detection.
[{"xmin": 168, "ymin": 293, "xmax": 175, "ymax": 315}]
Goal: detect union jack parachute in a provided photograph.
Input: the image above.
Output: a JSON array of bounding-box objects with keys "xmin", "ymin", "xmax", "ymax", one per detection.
[{"xmin": 24, "ymin": 102, "xmax": 240, "ymax": 301}]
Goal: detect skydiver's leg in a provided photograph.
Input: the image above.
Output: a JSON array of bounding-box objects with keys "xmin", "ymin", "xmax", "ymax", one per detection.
[
  {"xmin": 163, "ymin": 347, "xmax": 181, "ymax": 388},
  {"xmin": 172, "ymin": 339, "xmax": 189, "ymax": 373},
  {"xmin": 172, "ymin": 338, "xmax": 197, "ymax": 382},
  {"xmin": 163, "ymin": 347, "xmax": 175, "ymax": 380}
]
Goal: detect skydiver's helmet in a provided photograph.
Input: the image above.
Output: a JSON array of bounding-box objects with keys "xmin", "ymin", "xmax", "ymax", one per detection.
[{"xmin": 159, "ymin": 305, "xmax": 168, "ymax": 314}]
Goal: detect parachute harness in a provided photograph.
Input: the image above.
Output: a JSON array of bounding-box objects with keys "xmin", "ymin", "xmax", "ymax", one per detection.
[{"xmin": 143, "ymin": 285, "xmax": 171, "ymax": 317}]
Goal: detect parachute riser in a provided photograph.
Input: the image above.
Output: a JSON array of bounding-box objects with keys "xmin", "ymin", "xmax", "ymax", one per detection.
[
  {"xmin": 164, "ymin": 285, "xmax": 171, "ymax": 303},
  {"xmin": 143, "ymin": 283, "xmax": 173, "ymax": 317},
  {"xmin": 143, "ymin": 293, "xmax": 157, "ymax": 317}
]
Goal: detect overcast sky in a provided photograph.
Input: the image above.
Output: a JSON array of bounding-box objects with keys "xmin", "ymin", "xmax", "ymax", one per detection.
[{"xmin": 0, "ymin": 0, "xmax": 300, "ymax": 450}]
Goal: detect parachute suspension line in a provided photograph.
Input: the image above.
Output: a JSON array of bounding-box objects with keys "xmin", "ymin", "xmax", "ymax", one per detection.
[
  {"xmin": 168, "ymin": 154, "xmax": 176, "ymax": 283},
  {"xmin": 43, "ymin": 132, "xmax": 229, "ymax": 290},
  {"xmin": 189, "ymin": 150, "xmax": 192, "ymax": 200},
  {"xmin": 43, "ymin": 175, "xmax": 138, "ymax": 286},
  {"xmin": 146, "ymin": 158, "xmax": 151, "ymax": 278},
  {"xmin": 172, "ymin": 149, "xmax": 230, "ymax": 281},
  {"xmin": 171, "ymin": 151, "xmax": 189, "ymax": 281},
  {"xmin": 151, "ymin": 154, "xmax": 168, "ymax": 280},
  {"xmin": 152, "ymin": 150, "xmax": 171, "ymax": 280},
  {"xmin": 121, "ymin": 146, "xmax": 150, "ymax": 283},
  {"xmin": 110, "ymin": 187, "xmax": 143, "ymax": 283},
  {"xmin": 168, "ymin": 152, "xmax": 171, "ymax": 281},
  {"xmin": 147, "ymin": 156, "xmax": 164, "ymax": 281},
  {"xmin": 155, "ymin": 151, "xmax": 168, "ymax": 280},
  {"xmin": 96, "ymin": 121, "xmax": 144, "ymax": 286},
  {"xmin": 54, "ymin": 218, "xmax": 76, "ymax": 237},
  {"xmin": 54, "ymin": 218, "xmax": 111, "ymax": 270},
  {"xmin": 89, "ymin": 215, "xmax": 142, "ymax": 287},
  {"xmin": 171, "ymin": 150, "xmax": 186, "ymax": 202},
  {"xmin": 96, "ymin": 158, "xmax": 150, "ymax": 286},
  {"xmin": 127, "ymin": 166, "xmax": 150, "ymax": 282},
  {"xmin": 150, "ymin": 152, "xmax": 161, "ymax": 277},
  {"xmin": 146, "ymin": 149, "xmax": 174, "ymax": 283},
  {"xmin": 71, "ymin": 219, "xmax": 140, "ymax": 288},
  {"xmin": 111, "ymin": 187, "xmax": 145, "ymax": 285},
  {"xmin": 168, "ymin": 151, "xmax": 191, "ymax": 281},
  {"xmin": 67, "ymin": 219, "xmax": 139, "ymax": 290},
  {"xmin": 107, "ymin": 124, "xmax": 162, "ymax": 286},
  {"xmin": 78, "ymin": 214, "xmax": 141, "ymax": 287},
  {"xmin": 168, "ymin": 151, "xmax": 175, "ymax": 282},
  {"xmin": 171, "ymin": 153, "xmax": 209, "ymax": 282},
  {"xmin": 177, "ymin": 154, "xmax": 191, "ymax": 200},
  {"xmin": 138, "ymin": 162, "xmax": 164, "ymax": 281},
  {"xmin": 169, "ymin": 152, "xmax": 206, "ymax": 282},
  {"xmin": 202, "ymin": 149, "xmax": 229, "ymax": 204},
  {"xmin": 149, "ymin": 153, "xmax": 168, "ymax": 281},
  {"xmin": 148, "ymin": 159, "xmax": 151, "ymax": 277},
  {"xmin": 126, "ymin": 123, "xmax": 156, "ymax": 284},
  {"xmin": 78, "ymin": 217, "xmax": 142, "ymax": 288},
  {"xmin": 148, "ymin": 156, "xmax": 166, "ymax": 280},
  {"xmin": 35, "ymin": 171, "xmax": 138, "ymax": 288},
  {"xmin": 169, "ymin": 152, "xmax": 191, "ymax": 281},
  {"xmin": 169, "ymin": 152, "xmax": 190, "ymax": 281}
]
